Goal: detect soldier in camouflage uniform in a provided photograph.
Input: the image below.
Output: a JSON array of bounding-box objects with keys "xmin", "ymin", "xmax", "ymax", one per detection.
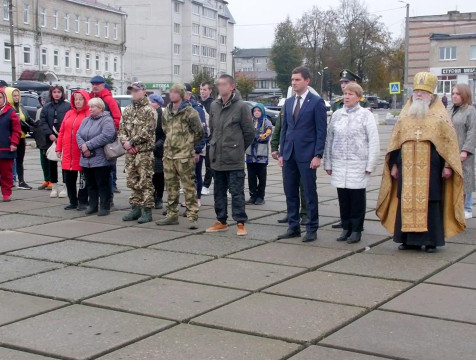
[
  {"xmin": 331, "ymin": 69, "xmax": 370, "ymax": 112},
  {"xmin": 156, "ymin": 83, "xmax": 204, "ymax": 229},
  {"xmin": 119, "ymin": 81, "xmax": 158, "ymax": 224}
]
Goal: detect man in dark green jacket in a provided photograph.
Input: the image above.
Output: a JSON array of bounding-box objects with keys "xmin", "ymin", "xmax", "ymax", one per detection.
[
  {"xmin": 271, "ymin": 109, "xmax": 308, "ymax": 224},
  {"xmin": 206, "ymin": 75, "xmax": 255, "ymax": 236}
]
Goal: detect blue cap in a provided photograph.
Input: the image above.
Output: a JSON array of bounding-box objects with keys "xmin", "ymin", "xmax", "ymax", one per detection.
[
  {"xmin": 90, "ymin": 75, "xmax": 105, "ymax": 84},
  {"xmin": 149, "ymin": 93, "xmax": 164, "ymax": 106}
]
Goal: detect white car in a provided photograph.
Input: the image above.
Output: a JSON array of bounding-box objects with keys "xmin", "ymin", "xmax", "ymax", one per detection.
[
  {"xmin": 113, "ymin": 95, "xmax": 132, "ymax": 112},
  {"xmin": 278, "ymin": 86, "xmax": 332, "ymax": 117}
]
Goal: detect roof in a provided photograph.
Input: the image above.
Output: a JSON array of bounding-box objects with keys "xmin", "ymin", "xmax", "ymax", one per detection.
[
  {"xmin": 192, "ymin": 0, "xmax": 235, "ymax": 24},
  {"xmin": 430, "ymin": 33, "xmax": 476, "ymax": 40},
  {"xmin": 234, "ymin": 48, "xmax": 271, "ymax": 58},
  {"xmin": 64, "ymin": 0, "xmax": 127, "ymax": 15},
  {"xmin": 235, "ymin": 71, "xmax": 276, "ymax": 80}
]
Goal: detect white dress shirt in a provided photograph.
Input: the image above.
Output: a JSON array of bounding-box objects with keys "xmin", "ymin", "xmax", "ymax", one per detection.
[{"xmin": 293, "ymin": 88, "xmax": 309, "ymax": 113}]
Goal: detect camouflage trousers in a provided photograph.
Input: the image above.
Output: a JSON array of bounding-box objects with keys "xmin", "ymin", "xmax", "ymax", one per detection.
[
  {"xmin": 125, "ymin": 152, "xmax": 155, "ymax": 208},
  {"xmin": 163, "ymin": 156, "xmax": 198, "ymax": 221}
]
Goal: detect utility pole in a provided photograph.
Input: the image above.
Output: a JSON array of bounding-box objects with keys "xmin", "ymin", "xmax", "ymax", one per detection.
[
  {"xmin": 8, "ymin": 0, "xmax": 16, "ymax": 81},
  {"xmin": 403, "ymin": 2, "xmax": 410, "ymax": 105}
]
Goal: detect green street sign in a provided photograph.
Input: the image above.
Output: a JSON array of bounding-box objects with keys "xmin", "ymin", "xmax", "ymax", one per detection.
[
  {"xmin": 389, "ymin": 82, "xmax": 401, "ymax": 94},
  {"xmin": 145, "ymin": 82, "xmax": 173, "ymax": 90}
]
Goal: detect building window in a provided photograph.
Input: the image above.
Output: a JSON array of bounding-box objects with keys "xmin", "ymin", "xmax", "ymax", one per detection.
[
  {"xmin": 113, "ymin": 57, "xmax": 118, "ymax": 72},
  {"xmin": 40, "ymin": 8, "xmax": 46, "ymax": 27},
  {"xmin": 220, "ymin": 53, "xmax": 227, "ymax": 63},
  {"xmin": 437, "ymin": 76, "xmax": 457, "ymax": 94},
  {"xmin": 192, "ymin": 23, "xmax": 200, "ymax": 35},
  {"xmin": 173, "ymin": 43, "xmax": 180, "ymax": 55},
  {"xmin": 439, "ymin": 46, "xmax": 456, "ymax": 61},
  {"xmin": 23, "ymin": 3, "xmax": 29, "ymax": 24},
  {"xmin": 174, "ymin": 65, "xmax": 180, "ymax": 75},
  {"xmin": 75, "ymin": 53, "xmax": 80, "ymax": 69},
  {"xmin": 95, "ymin": 55, "xmax": 100, "ymax": 70},
  {"xmin": 220, "ymin": 35, "xmax": 226, "ymax": 45},
  {"xmin": 192, "ymin": 44, "xmax": 200, "ymax": 56},
  {"xmin": 3, "ymin": 0, "xmax": 8, "ymax": 21},
  {"xmin": 41, "ymin": 48, "xmax": 47, "ymax": 66},
  {"xmin": 192, "ymin": 64, "xmax": 200, "ymax": 75},
  {"xmin": 202, "ymin": 26, "xmax": 216, "ymax": 39},
  {"xmin": 85, "ymin": 18, "xmax": 90, "ymax": 35},
  {"xmin": 256, "ymin": 80, "xmax": 267, "ymax": 89},
  {"xmin": 74, "ymin": 15, "xmax": 80, "ymax": 33},
  {"xmin": 202, "ymin": 46, "xmax": 217, "ymax": 58},
  {"xmin": 203, "ymin": 7, "xmax": 216, "ymax": 19},
  {"xmin": 174, "ymin": 1, "xmax": 180, "ymax": 13},
  {"xmin": 95, "ymin": 20, "xmax": 100, "ymax": 37},
  {"xmin": 4, "ymin": 42, "xmax": 11, "ymax": 61},
  {"xmin": 86, "ymin": 54, "xmax": 91, "ymax": 70},
  {"xmin": 23, "ymin": 46, "xmax": 31, "ymax": 64},
  {"xmin": 220, "ymin": 17, "xmax": 227, "ymax": 27},
  {"xmin": 53, "ymin": 49, "xmax": 59, "ymax": 66},
  {"xmin": 53, "ymin": 10, "xmax": 58, "ymax": 29},
  {"xmin": 192, "ymin": 4, "xmax": 200, "ymax": 15},
  {"xmin": 64, "ymin": 13, "xmax": 69, "ymax": 32},
  {"xmin": 65, "ymin": 50, "xmax": 70, "ymax": 68},
  {"xmin": 174, "ymin": 23, "xmax": 180, "ymax": 34},
  {"xmin": 113, "ymin": 24, "xmax": 118, "ymax": 40},
  {"xmin": 203, "ymin": 66, "xmax": 215, "ymax": 77},
  {"xmin": 471, "ymin": 45, "xmax": 476, "ymax": 60},
  {"xmin": 104, "ymin": 56, "xmax": 109, "ymax": 72},
  {"xmin": 104, "ymin": 22, "xmax": 109, "ymax": 38}
]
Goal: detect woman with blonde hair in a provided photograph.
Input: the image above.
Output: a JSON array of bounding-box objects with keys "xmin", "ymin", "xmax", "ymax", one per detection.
[{"xmin": 450, "ymin": 83, "xmax": 476, "ymax": 219}]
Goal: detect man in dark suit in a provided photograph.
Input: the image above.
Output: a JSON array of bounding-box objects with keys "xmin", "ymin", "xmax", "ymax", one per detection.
[{"xmin": 277, "ymin": 66, "xmax": 327, "ymax": 242}]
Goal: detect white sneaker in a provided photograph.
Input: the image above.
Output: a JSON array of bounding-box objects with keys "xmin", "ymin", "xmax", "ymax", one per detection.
[
  {"xmin": 201, "ymin": 187, "xmax": 210, "ymax": 196},
  {"xmin": 179, "ymin": 188, "xmax": 184, "ymax": 194},
  {"xmin": 50, "ymin": 184, "xmax": 58, "ymax": 198},
  {"xmin": 465, "ymin": 211, "xmax": 473, "ymax": 219},
  {"xmin": 227, "ymin": 191, "xmax": 231, "ymax": 199},
  {"xmin": 58, "ymin": 184, "xmax": 67, "ymax": 198}
]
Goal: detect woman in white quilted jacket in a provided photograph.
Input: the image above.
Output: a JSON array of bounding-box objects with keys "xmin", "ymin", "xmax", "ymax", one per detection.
[{"xmin": 324, "ymin": 83, "xmax": 380, "ymax": 244}]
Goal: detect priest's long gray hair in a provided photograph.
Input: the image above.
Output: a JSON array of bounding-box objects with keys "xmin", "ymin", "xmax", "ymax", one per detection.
[{"xmin": 408, "ymin": 95, "xmax": 434, "ymax": 119}]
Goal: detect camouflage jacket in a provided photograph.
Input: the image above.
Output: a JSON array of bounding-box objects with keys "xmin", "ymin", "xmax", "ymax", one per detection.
[
  {"xmin": 118, "ymin": 96, "xmax": 158, "ymax": 153},
  {"xmin": 331, "ymin": 97, "xmax": 370, "ymax": 112},
  {"xmin": 162, "ymin": 101, "xmax": 204, "ymax": 160}
]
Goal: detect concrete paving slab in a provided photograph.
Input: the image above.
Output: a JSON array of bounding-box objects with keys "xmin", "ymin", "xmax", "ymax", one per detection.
[
  {"xmin": 19, "ymin": 220, "xmax": 122, "ymax": 238},
  {"xmin": 0, "ymin": 231, "xmax": 63, "ymax": 254},
  {"xmin": 461, "ymin": 252, "xmax": 476, "ymax": 264},
  {"xmin": 0, "ymin": 214, "xmax": 61, "ymax": 230},
  {"xmin": 0, "ymin": 348, "xmax": 56, "ymax": 359},
  {"xmin": 289, "ymin": 346, "xmax": 388, "ymax": 360},
  {"xmin": 0, "ymin": 255, "xmax": 64, "ymax": 283},
  {"xmin": 22, "ymin": 205, "xmax": 88, "ymax": 219},
  {"xmin": 425, "ymin": 263, "xmax": 476, "ymax": 289}
]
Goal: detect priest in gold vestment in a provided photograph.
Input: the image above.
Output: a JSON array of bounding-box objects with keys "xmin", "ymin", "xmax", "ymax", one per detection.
[{"xmin": 377, "ymin": 72, "xmax": 465, "ymax": 253}]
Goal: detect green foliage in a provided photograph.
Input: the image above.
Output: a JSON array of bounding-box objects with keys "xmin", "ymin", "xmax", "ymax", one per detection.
[
  {"xmin": 191, "ymin": 70, "xmax": 215, "ymax": 96},
  {"xmin": 104, "ymin": 74, "xmax": 114, "ymax": 91},
  {"xmin": 235, "ymin": 73, "xmax": 255, "ymax": 100}
]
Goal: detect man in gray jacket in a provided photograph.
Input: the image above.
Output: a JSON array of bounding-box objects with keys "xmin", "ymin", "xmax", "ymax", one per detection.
[{"xmin": 206, "ymin": 74, "xmax": 255, "ymax": 236}]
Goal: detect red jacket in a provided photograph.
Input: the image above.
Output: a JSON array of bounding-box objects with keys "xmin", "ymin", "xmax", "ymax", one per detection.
[
  {"xmin": 89, "ymin": 88, "xmax": 121, "ymax": 129},
  {"xmin": 56, "ymin": 90, "xmax": 90, "ymax": 171},
  {"xmin": 0, "ymin": 90, "xmax": 21, "ymax": 158}
]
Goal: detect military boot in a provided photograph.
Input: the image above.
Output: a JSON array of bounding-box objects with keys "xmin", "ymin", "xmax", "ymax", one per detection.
[
  {"xmin": 122, "ymin": 205, "xmax": 142, "ymax": 222},
  {"xmin": 137, "ymin": 207, "xmax": 153, "ymax": 224},
  {"xmin": 156, "ymin": 216, "xmax": 179, "ymax": 226}
]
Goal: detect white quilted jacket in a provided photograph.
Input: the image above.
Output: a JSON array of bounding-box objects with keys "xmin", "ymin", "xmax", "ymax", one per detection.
[{"xmin": 324, "ymin": 104, "xmax": 380, "ymax": 189}]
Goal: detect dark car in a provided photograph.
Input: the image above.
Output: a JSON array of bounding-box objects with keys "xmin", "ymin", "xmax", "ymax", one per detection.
[
  {"xmin": 367, "ymin": 96, "xmax": 379, "ymax": 109},
  {"xmin": 20, "ymin": 91, "xmax": 41, "ymax": 120},
  {"xmin": 378, "ymin": 98, "xmax": 390, "ymax": 109},
  {"xmin": 244, "ymin": 101, "xmax": 280, "ymax": 126}
]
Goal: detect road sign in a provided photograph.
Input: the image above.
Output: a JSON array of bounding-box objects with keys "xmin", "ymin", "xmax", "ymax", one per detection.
[{"xmin": 389, "ymin": 82, "xmax": 401, "ymax": 94}]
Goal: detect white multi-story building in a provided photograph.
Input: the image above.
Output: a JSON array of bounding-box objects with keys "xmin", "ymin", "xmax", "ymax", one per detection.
[
  {"xmin": 0, "ymin": 0, "xmax": 126, "ymax": 93},
  {"xmin": 111, "ymin": 0, "xmax": 235, "ymax": 92}
]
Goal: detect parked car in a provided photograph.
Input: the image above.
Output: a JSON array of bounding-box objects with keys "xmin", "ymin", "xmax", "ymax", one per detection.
[
  {"xmin": 244, "ymin": 101, "xmax": 280, "ymax": 126},
  {"xmin": 278, "ymin": 86, "xmax": 332, "ymax": 117},
  {"xmin": 378, "ymin": 98, "xmax": 390, "ymax": 109},
  {"xmin": 367, "ymin": 96, "xmax": 379, "ymax": 109},
  {"xmin": 11, "ymin": 80, "xmax": 50, "ymax": 94},
  {"xmin": 113, "ymin": 95, "xmax": 132, "ymax": 112},
  {"xmin": 20, "ymin": 91, "xmax": 41, "ymax": 120}
]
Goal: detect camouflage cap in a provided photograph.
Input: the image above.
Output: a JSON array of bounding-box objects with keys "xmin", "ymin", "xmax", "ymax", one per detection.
[
  {"xmin": 170, "ymin": 83, "xmax": 186, "ymax": 99},
  {"xmin": 127, "ymin": 81, "xmax": 146, "ymax": 91}
]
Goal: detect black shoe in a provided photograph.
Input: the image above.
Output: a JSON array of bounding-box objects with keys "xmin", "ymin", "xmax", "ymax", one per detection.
[
  {"xmin": 276, "ymin": 229, "xmax": 301, "ymax": 240},
  {"xmin": 425, "ymin": 245, "xmax": 437, "ymax": 253},
  {"xmin": 64, "ymin": 204, "xmax": 77, "ymax": 210},
  {"xmin": 155, "ymin": 198, "xmax": 163, "ymax": 209},
  {"xmin": 112, "ymin": 187, "xmax": 121, "ymax": 194},
  {"xmin": 398, "ymin": 244, "xmax": 421, "ymax": 251},
  {"xmin": 85, "ymin": 207, "xmax": 98, "ymax": 215},
  {"xmin": 98, "ymin": 208, "xmax": 110, "ymax": 216},
  {"xmin": 277, "ymin": 215, "xmax": 289, "ymax": 224},
  {"xmin": 302, "ymin": 231, "xmax": 317, "ymax": 243},
  {"xmin": 332, "ymin": 221, "xmax": 343, "ymax": 229},
  {"xmin": 18, "ymin": 182, "xmax": 32, "ymax": 190},
  {"xmin": 254, "ymin": 198, "xmax": 265, "ymax": 205},
  {"xmin": 246, "ymin": 197, "xmax": 257, "ymax": 205},
  {"xmin": 347, "ymin": 232, "xmax": 362, "ymax": 244},
  {"xmin": 77, "ymin": 203, "xmax": 87, "ymax": 211},
  {"xmin": 336, "ymin": 230, "xmax": 351, "ymax": 241}
]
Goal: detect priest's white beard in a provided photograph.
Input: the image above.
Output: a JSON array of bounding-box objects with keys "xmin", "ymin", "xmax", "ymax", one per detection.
[{"xmin": 408, "ymin": 97, "xmax": 431, "ymax": 119}]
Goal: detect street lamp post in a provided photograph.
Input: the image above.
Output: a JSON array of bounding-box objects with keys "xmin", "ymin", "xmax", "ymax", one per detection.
[
  {"xmin": 399, "ymin": 1, "xmax": 410, "ymax": 105},
  {"xmin": 319, "ymin": 66, "xmax": 328, "ymax": 96}
]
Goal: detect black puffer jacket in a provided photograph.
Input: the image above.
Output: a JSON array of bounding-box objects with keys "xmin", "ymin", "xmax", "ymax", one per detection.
[
  {"xmin": 40, "ymin": 99, "xmax": 70, "ymax": 148},
  {"xmin": 153, "ymin": 108, "xmax": 165, "ymax": 173}
]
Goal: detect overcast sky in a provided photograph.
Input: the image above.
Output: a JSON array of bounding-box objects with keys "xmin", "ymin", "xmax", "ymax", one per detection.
[{"xmin": 228, "ymin": 0, "xmax": 474, "ymax": 48}]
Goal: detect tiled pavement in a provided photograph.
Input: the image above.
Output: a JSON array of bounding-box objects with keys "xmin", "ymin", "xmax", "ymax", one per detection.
[{"xmin": 0, "ymin": 126, "xmax": 475, "ymax": 359}]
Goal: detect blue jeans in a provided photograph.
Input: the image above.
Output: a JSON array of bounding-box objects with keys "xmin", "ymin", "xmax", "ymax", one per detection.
[{"xmin": 465, "ymin": 193, "xmax": 473, "ymax": 212}]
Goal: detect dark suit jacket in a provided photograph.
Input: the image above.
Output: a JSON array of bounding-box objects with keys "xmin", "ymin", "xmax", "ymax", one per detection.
[{"xmin": 280, "ymin": 91, "xmax": 327, "ymax": 163}]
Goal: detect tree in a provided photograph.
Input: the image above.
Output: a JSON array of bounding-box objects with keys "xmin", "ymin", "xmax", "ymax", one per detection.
[
  {"xmin": 270, "ymin": 17, "xmax": 303, "ymax": 94},
  {"xmin": 235, "ymin": 73, "xmax": 255, "ymax": 100},
  {"xmin": 104, "ymin": 74, "xmax": 115, "ymax": 91},
  {"xmin": 190, "ymin": 69, "xmax": 215, "ymax": 96}
]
